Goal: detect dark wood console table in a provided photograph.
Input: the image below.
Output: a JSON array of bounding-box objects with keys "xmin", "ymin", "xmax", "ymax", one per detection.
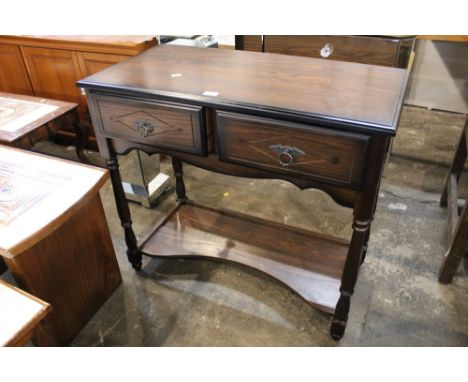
[{"xmin": 78, "ymin": 45, "xmax": 408, "ymax": 340}]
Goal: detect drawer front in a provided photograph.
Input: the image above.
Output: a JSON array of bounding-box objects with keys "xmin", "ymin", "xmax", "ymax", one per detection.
[
  {"xmin": 264, "ymin": 35, "xmax": 400, "ymax": 67},
  {"xmin": 217, "ymin": 112, "xmax": 370, "ymax": 188},
  {"xmin": 95, "ymin": 94, "xmax": 207, "ymax": 154}
]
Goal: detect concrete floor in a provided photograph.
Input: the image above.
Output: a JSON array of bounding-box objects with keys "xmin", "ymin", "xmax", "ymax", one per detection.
[{"xmin": 15, "ymin": 106, "xmax": 468, "ymax": 345}]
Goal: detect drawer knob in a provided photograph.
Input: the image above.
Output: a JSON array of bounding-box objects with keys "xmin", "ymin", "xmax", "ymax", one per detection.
[
  {"xmin": 135, "ymin": 119, "xmax": 154, "ymax": 138},
  {"xmin": 270, "ymin": 144, "xmax": 305, "ymax": 167},
  {"xmin": 320, "ymin": 43, "xmax": 334, "ymax": 58}
]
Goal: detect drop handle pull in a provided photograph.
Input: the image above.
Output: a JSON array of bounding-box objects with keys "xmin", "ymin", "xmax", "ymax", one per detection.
[
  {"xmin": 135, "ymin": 119, "xmax": 154, "ymax": 137},
  {"xmin": 320, "ymin": 43, "xmax": 334, "ymax": 58},
  {"xmin": 270, "ymin": 144, "xmax": 305, "ymax": 167}
]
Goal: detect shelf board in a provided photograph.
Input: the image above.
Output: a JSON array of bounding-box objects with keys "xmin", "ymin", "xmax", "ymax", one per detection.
[{"xmin": 140, "ymin": 202, "xmax": 348, "ymax": 314}]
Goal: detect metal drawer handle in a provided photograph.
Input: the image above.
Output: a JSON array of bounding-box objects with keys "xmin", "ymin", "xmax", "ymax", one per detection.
[
  {"xmin": 270, "ymin": 144, "xmax": 305, "ymax": 167},
  {"xmin": 320, "ymin": 43, "xmax": 334, "ymax": 58},
  {"xmin": 135, "ymin": 119, "xmax": 154, "ymax": 138}
]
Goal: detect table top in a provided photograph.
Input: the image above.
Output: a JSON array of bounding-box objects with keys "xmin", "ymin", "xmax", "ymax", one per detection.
[
  {"xmin": 0, "ymin": 35, "xmax": 158, "ymax": 55},
  {"xmin": 0, "ymin": 92, "xmax": 77, "ymax": 144},
  {"xmin": 417, "ymin": 35, "xmax": 468, "ymax": 43},
  {"xmin": 0, "ymin": 279, "xmax": 50, "ymax": 346},
  {"xmin": 0, "ymin": 146, "xmax": 108, "ymax": 257},
  {"xmin": 78, "ymin": 45, "xmax": 409, "ymax": 135}
]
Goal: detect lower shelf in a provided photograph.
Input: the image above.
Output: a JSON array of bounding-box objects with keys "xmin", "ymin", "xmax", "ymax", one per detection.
[{"xmin": 140, "ymin": 202, "xmax": 348, "ymax": 314}]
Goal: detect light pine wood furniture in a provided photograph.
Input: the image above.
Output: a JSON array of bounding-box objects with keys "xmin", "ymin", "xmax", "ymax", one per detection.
[
  {"xmin": 0, "ymin": 92, "xmax": 87, "ymax": 158},
  {"xmin": 0, "ymin": 35, "xmax": 157, "ymax": 144},
  {"xmin": 0, "ymin": 279, "xmax": 52, "ymax": 346},
  {"xmin": 439, "ymin": 117, "xmax": 468, "ymax": 284},
  {"xmin": 0, "ymin": 146, "xmax": 121, "ymax": 345},
  {"xmin": 79, "ymin": 45, "xmax": 408, "ymax": 340}
]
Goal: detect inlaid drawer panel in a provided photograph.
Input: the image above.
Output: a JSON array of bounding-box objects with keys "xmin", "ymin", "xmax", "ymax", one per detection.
[
  {"xmin": 216, "ymin": 112, "xmax": 370, "ymax": 188},
  {"xmin": 95, "ymin": 94, "xmax": 207, "ymax": 155},
  {"xmin": 263, "ymin": 35, "xmax": 401, "ymax": 67}
]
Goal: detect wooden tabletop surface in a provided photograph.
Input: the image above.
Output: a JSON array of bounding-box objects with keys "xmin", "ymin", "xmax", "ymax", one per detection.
[
  {"xmin": 78, "ymin": 45, "xmax": 408, "ymax": 134},
  {"xmin": 0, "ymin": 92, "xmax": 77, "ymax": 143},
  {"xmin": 0, "ymin": 146, "xmax": 108, "ymax": 257},
  {"xmin": 0, "ymin": 279, "xmax": 50, "ymax": 346}
]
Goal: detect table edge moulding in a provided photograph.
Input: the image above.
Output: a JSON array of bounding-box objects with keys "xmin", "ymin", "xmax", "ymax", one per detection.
[{"xmin": 77, "ymin": 45, "xmax": 409, "ymax": 340}]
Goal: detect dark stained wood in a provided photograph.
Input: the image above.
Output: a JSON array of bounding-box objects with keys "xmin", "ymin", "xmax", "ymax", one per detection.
[
  {"xmin": 109, "ymin": 141, "xmax": 358, "ymax": 208},
  {"xmin": 105, "ymin": 156, "xmax": 142, "ymax": 271},
  {"xmin": 94, "ymin": 93, "xmax": 207, "ymax": 155},
  {"xmin": 140, "ymin": 202, "xmax": 348, "ymax": 313},
  {"xmin": 236, "ymin": 35, "xmax": 415, "ymax": 69},
  {"xmin": 172, "ymin": 157, "xmax": 188, "ymax": 204},
  {"xmin": 4, "ymin": 193, "xmax": 121, "ymax": 345},
  {"xmin": 0, "ymin": 43, "xmax": 33, "ymax": 95},
  {"xmin": 441, "ymin": 118, "xmax": 468, "ymax": 207},
  {"xmin": 331, "ymin": 135, "xmax": 389, "ymax": 340},
  {"xmin": 439, "ymin": 201, "xmax": 468, "ymax": 284},
  {"xmin": 78, "ymin": 45, "xmax": 408, "ymax": 134},
  {"xmin": 438, "ymin": 118, "xmax": 468, "ymax": 284},
  {"xmin": 216, "ymin": 111, "xmax": 370, "ymax": 189},
  {"xmin": 81, "ymin": 46, "xmax": 406, "ymax": 340},
  {"xmin": 235, "ymin": 35, "xmax": 263, "ymax": 51},
  {"xmin": 264, "ymin": 35, "xmax": 401, "ymax": 67}
]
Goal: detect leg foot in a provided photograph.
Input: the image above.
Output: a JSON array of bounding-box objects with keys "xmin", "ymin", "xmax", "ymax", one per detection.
[
  {"xmin": 73, "ymin": 122, "xmax": 91, "ymax": 164},
  {"xmin": 330, "ymin": 318, "xmax": 346, "ymax": 341},
  {"xmin": 127, "ymin": 249, "xmax": 142, "ymax": 271}
]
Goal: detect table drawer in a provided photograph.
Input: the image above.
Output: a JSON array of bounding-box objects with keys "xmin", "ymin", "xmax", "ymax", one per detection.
[
  {"xmin": 263, "ymin": 35, "xmax": 400, "ymax": 67},
  {"xmin": 95, "ymin": 94, "xmax": 207, "ymax": 155},
  {"xmin": 217, "ymin": 112, "xmax": 370, "ymax": 188}
]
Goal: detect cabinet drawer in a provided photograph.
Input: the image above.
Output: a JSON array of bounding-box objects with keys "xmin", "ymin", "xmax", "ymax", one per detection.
[
  {"xmin": 217, "ymin": 112, "xmax": 370, "ymax": 188},
  {"xmin": 95, "ymin": 94, "xmax": 208, "ymax": 155},
  {"xmin": 264, "ymin": 35, "xmax": 400, "ymax": 67}
]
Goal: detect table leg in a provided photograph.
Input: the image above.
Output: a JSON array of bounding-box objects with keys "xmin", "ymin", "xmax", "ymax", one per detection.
[
  {"xmin": 440, "ymin": 120, "xmax": 467, "ymax": 207},
  {"xmin": 73, "ymin": 121, "xmax": 91, "ymax": 165},
  {"xmin": 172, "ymin": 157, "xmax": 188, "ymax": 204},
  {"xmin": 331, "ymin": 136, "xmax": 388, "ymax": 340},
  {"xmin": 438, "ymin": 201, "xmax": 468, "ymax": 284},
  {"xmin": 106, "ymin": 157, "xmax": 142, "ymax": 270}
]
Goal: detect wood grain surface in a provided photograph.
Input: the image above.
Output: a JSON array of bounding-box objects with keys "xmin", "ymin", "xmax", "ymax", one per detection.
[
  {"xmin": 0, "ymin": 145, "xmax": 108, "ymax": 257},
  {"xmin": 0, "ymin": 279, "xmax": 51, "ymax": 346},
  {"xmin": 5, "ymin": 193, "xmax": 122, "ymax": 345},
  {"xmin": 217, "ymin": 111, "xmax": 369, "ymax": 189},
  {"xmin": 95, "ymin": 94, "xmax": 206, "ymax": 154},
  {"xmin": 141, "ymin": 202, "xmax": 348, "ymax": 313},
  {"xmin": 79, "ymin": 45, "xmax": 408, "ymax": 133},
  {"xmin": 0, "ymin": 91, "xmax": 77, "ymax": 144}
]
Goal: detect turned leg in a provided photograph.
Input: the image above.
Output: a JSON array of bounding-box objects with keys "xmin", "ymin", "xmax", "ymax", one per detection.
[
  {"xmin": 441, "ymin": 120, "xmax": 467, "ymax": 207},
  {"xmin": 360, "ymin": 179, "xmax": 380, "ymax": 265},
  {"xmin": 331, "ymin": 136, "xmax": 388, "ymax": 340},
  {"xmin": 172, "ymin": 157, "xmax": 188, "ymax": 204},
  {"xmin": 73, "ymin": 121, "xmax": 91, "ymax": 165},
  {"xmin": 438, "ymin": 201, "xmax": 468, "ymax": 284},
  {"xmin": 106, "ymin": 157, "xmax": 142, "ymax": 270}
]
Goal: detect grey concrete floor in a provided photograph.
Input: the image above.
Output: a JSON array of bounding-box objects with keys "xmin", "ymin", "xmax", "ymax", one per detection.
[{"xmin": 17, "ymin": 106, "xmax": 468, "ymax": 346}]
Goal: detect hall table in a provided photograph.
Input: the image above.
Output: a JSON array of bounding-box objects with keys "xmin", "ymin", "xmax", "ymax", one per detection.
[
  {"xmin": 0, "ymin": 146, "xmax": 122, "ymax": 345},
  {"xmin": 78, "ymin": 45, "xmax": 408, "ymax": 340}
]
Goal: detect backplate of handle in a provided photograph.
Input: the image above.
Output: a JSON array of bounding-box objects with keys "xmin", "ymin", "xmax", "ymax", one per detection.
[
  {"xmin": 269, "ymin": 144, "xmax": 305, "ymax": 167},
  {"xmin": 135, "ymin": 119, "xmax": 154, "ymax": 138}
]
